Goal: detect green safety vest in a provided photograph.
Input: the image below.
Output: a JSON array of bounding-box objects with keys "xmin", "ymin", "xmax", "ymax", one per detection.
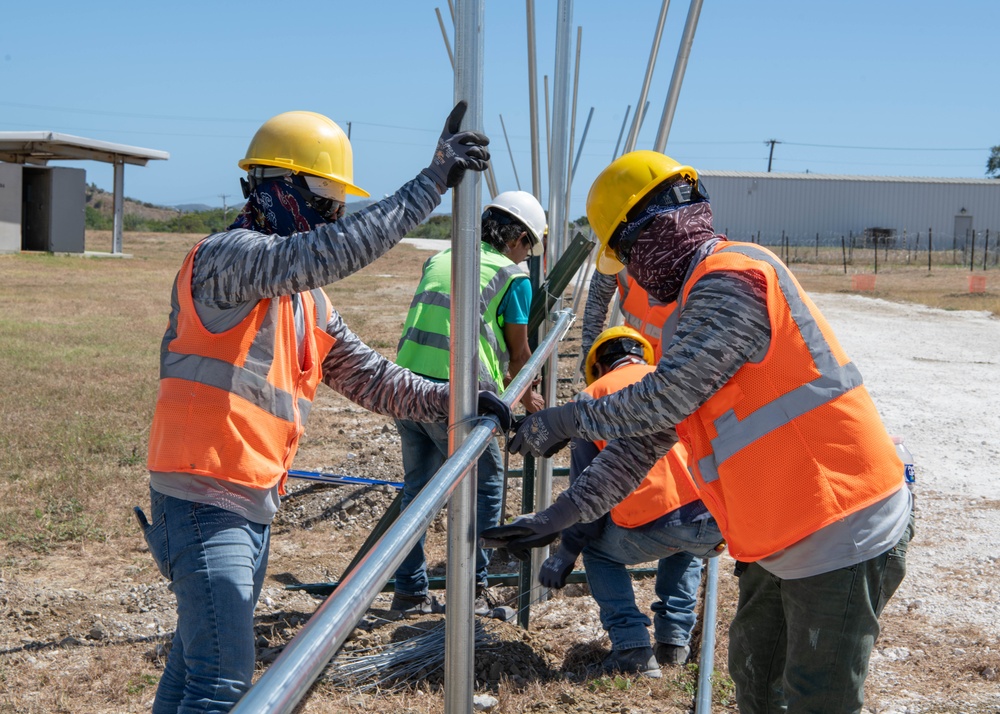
[{"xmin": 396, "ymin": 244, "xmax": 527, "ymax": 389}]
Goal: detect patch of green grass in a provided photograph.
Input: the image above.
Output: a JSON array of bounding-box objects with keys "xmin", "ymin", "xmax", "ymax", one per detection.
[
  {"xmin": 587, "ymin": 675, "xmax": 633, "ymax": 692},
  {"xmin": 125, "ymin": 673, "xmax": 159, "ymax": 695}
]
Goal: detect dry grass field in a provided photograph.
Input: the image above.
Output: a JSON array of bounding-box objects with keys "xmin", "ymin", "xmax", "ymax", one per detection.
[{"xmin": 0, "ymin": 230, "xmax": 997, "ymax": 713}]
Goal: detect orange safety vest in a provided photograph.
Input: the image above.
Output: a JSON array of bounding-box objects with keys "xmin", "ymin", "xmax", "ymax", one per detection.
[
  {"xmin": 675, "ymin": 242, "xmax": 903, "ymax": 562},
  {"xmin": 586, "ymin": 362, "xmax": 701, "ymax": 528},
  {"xmin": 616, "ymin": 270, "xmax": 674, "ymax": 360},
  {"xmin": 147, "ymin": 241, "xmax": 335, "ymax": 494}
]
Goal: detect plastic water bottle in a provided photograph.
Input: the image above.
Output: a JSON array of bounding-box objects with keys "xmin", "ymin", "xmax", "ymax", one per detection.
[{"xmin": 890, "ymin": 435, "xmax": 916, "ymax": 509}]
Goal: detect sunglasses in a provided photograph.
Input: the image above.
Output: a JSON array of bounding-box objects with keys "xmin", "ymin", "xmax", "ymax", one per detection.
[{"xmin": 609, "ymin": 180, "xmax": 708, "ymax": 265}]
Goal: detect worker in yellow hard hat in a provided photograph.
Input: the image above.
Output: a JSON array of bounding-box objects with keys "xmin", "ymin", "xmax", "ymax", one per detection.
[
  {"xmin": 486, "ymin": 149, "xmax": 913, "ymax": 710},
  {"xmin": 137, "ymin": 102, "xmax": 507, "ymax": 713},
  {"xmin": 536, "ymin": 326, "xmax": 724, "ymax": 679}
]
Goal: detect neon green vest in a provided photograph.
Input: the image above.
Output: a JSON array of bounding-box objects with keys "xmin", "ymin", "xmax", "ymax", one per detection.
[{"xmin": 396, "ymin": 244, "xmax": 527, "ymax": 389}]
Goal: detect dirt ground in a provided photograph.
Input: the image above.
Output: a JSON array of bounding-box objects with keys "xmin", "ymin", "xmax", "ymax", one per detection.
[{"xmin": 1, "ymin": 242, "xmax": 999, "ymax": 713}]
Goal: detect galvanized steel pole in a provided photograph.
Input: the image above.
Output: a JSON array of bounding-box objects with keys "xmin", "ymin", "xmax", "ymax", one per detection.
[
  {"xmin": 112, "ymin": 158, "xmax": 124, "ymax": 254},
  {"xmin": 653, "ymin": 0, "xmax": 704, "ymax": 152},
  {"xmin": 695, "ymin": 557, "xmax": 720, "ymax": 714},
  {"xmin": 623, "ymin": 0, "xmax": 671, "ymax": 154},
  {"xmin": 446, "ymin": 1, "xmax": 485, "ymax": 710},
  {"xmin": 228, "ymin": 315, "xmax": 572, "ymax": 714},
  {"xmin": 564, "ymin": 25, "xmax": 582, "ymax": 227},
  {"xmin": 526, "ymin": 0, "xmax": 542, "ymax": 200}
]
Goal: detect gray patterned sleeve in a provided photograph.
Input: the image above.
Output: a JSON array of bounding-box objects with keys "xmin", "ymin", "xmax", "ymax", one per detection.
[
  {"xmin": 320, "ymin": 308, "xmax": 451, "ymax": 422},
  {"xmin": 190, "ymin": 174, "xmax": 441, "ymax": 305},
  {"xmin": 580, "ymin": 270, "xmax": 618, "ymax": 359},
  {"xmin": 574, "ymin": 270, "xmax": 770, "ymax": 441},
  {"xmin": 558, "ymin": 270, "xmax": 770, "ymax": 520}
]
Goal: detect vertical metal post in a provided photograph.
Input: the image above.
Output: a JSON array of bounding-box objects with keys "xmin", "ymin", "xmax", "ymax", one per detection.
[
  {"xmin": 548, "ymin": 0, "xmax": 574, "ymax": 261},
  {"xmin": 695, "ymin": 557, "xmax": 719, "ymax": 714},
  {"xmin": 623, "ymin": 0, "xmax": 671, "ymax": 154},
  {"xmin": 532, "ymin": 0, "xmax": 574, "ymax": 600},
  {"xmin": 526, "ymin": 0, "xmax": 542, "ymax": 201},
  {"xmin": 112, "ymin": 157, "xmax": 124, "ymax": 254},
  {"xmin": 446, "ymin": 1, "xmax": 484, "ymax": 710},
  {"xmin": 564, "ymin": 26, "xmax": 583, "ymax": 228},
  {"xmin": 543, "ymin": 74, "xmax": 551, "ymax": 175},
  {"xmin": 653, "ymin": 0, "xmax": 704, "ymax": 152}
]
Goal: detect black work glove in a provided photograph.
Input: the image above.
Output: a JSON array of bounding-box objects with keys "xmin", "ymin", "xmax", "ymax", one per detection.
[
  {"xmin": 480, "ymin": 498, "xmax": 582, "ymax": 560},
  {"xmin": 538, "ymin": 544, "xmax": 578, "ymax": 589},
  {"xmin": 421, "ymin": 101, "xmax": 491, "ymax": 191},
  {"xmin": 477, "ymin": 390, "xmax": 513, "ymax": 433},
  {"xmin": 507, "ymin": 402, "xmax": 578, "ymax": 457}
]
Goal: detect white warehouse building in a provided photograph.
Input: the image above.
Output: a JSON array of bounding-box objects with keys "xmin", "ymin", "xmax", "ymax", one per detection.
[{"xmin": 698, "ymin": 171, "xmax": 1000, "ymax": 247}]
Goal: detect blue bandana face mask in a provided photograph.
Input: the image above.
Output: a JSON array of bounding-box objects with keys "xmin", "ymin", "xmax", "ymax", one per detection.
[
  {"xmin": 229, "ymin": 179, "xmax": 330, "ymax": 235},
  {"xmin": 610, "ymin": 180, "xmax": 710, "ymax": 267}
]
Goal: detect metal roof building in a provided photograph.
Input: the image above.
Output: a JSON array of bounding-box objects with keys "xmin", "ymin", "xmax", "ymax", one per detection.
[
  {"xmin": 0, "ymin": 132, "xmax": 168, "ymax": 255},
  {"xmin": 699, "ymin": 170, "xmax": 1000, "ymax": 247}
]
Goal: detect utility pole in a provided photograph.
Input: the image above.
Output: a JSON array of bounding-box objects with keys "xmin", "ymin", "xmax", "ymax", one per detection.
[
  {"xmin": 765, "ymin": 139, "xmax": 781, "ymax": 172},
  {"xmin": 219, "ymin": 194, "xmax": 230, "ymax": 224}
]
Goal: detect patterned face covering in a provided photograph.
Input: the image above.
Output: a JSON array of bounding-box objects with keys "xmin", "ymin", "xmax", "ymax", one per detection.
[
  {"xmin": 625, "ymin": 201, "xmax": 718, "ymax": 304},
  {"xmin": 229, "ymin": 179, "xmax": 329, "ymax": 235}
]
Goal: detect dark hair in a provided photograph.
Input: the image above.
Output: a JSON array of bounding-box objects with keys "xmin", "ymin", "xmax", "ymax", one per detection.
[{"xmin": 481, "ymin": 209, "xmax": 527, "ymax": 254}]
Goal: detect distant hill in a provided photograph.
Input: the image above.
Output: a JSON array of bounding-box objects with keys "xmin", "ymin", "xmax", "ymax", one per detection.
[{"xmin": 85, "ymin": 183, "xmax": 185, "ymax": 222}]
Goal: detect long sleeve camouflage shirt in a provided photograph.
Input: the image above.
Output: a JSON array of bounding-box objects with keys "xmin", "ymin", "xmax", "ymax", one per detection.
[
  {"xmin": 190, "ymin": 172, "xmax": 451, "ymax": 423},
  {"xmin": 558, "ymin": 268, "xmax": 771, "ymax": 522}
]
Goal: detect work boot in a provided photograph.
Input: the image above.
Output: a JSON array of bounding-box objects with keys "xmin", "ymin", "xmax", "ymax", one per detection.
[
  {"xmin": 601, "ymin": 647, "xmax": 662, "ymax": 679},
  {"xmin": 389, "ymin": 592, "xmax": 444, "ymax": 617},
  {"xmin": 654, "ymin": 642, "xmax": 691, "ymax": 666},
  {"xmin": 474, "ymin": 586, "xmax": 516, "ymax": 621}
]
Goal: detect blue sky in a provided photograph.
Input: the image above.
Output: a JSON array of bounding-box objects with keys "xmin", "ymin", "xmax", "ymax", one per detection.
[{"xmin": 2, "ymin": 1, "xmax": 997, "ymax": 219}]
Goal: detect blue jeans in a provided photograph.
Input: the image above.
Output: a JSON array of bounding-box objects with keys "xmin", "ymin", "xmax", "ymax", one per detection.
[
  {"xmin": 141, "ymin": 487, "xmax": 270, "ymax": 714},
  {"xmin": 581, "ymin": 517, "xmax": 724, "ymax": 651},
  {"xmin": 392, "ymin": 418, "xmax": 504, "ymax": 596},
  {"xmin": 728, "ymin": 514, "xmax": 914, "ymax": 714}
]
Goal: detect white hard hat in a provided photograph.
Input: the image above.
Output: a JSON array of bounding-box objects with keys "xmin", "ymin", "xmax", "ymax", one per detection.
[{"xmin": 484, "ymin": 190, "xmax": 547, "ymax": 257}]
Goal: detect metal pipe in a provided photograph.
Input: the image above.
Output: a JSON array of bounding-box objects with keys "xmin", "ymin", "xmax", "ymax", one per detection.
[
  {"xmin": 563, "ymin": 25, "xmax": 582, "ymax": 230},
  {"xmin": 446, "ymin": 1, "xmax": 485, "ymax": 709},
  {"xmin": 231, "ymin": 311, "xmax": 573, "ymax": 714},
  {"xmin": 286, "ymin": 469, "xmax": 402, "ymax": 490},
  {"xmin": 548, "ymin": 0, "xmax": 573, "ymax": 261},
  {"xmin": 653, "ymin": 0, "xmax": 704, "ymax": 152},
  {"xmin": 543, "ymin": 74, "xmax": 551, "ymax": 178},
  {"xmin": 435, "ymin": 7, "xmax": 455, "ymax": 68},
  {"xmin": 570, "ymin": 107, "xmax": 594, "ymax": 183},
  {"xmin": 613, "ymin": 105, "xmax": 631, "ymax": 160},
  {"xmin": 499, "ymin": 114, "xmax": 522, "ymax": 191},
  {"xmin": 624, "ymin": 0, "xmax": 671, "ymax": 154},
  {"xmin": 526, "ymin": 0, "xmax": 542, "ymax": 200},
  {"xmin": 695, "ymin": 557, "xmax": 719, "ymax": 714}
]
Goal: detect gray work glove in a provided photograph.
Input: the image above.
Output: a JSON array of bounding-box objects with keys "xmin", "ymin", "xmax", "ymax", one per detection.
[
  {"xmin": 538, "ymin": 544, "xmax": 578, "ymax": 589},
  {"xmin": 507, "ymin": 402, "xmax": 578, "ymax": 457},
  {"xmin": 480, "ymin": 498, "xmax": 582, "ymax": 561},
  {"xmin": 477, "ymin": 390, "xmax": 513, "ymax": 433},
  {"xmin": 421, "ymin": 101, "xmax": 491, "ymax": 192}
]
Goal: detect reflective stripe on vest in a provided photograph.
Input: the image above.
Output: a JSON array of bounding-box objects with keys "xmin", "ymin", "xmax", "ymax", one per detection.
[
  {"xmin": 396, "ymin": 247, "xmax": 524, "ymax": 386},
  {"xmin": 678, "ymin": 243, "xmax": 863, "ymax": 484},
  {"xmin": 147, "ymin": 241, "xmax": 334, "ymax": 491}
]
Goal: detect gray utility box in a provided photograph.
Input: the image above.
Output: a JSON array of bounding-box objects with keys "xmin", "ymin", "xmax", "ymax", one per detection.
[{"xmin": 22, "ymin": 166, "xmax": 86, "ymax": 253}]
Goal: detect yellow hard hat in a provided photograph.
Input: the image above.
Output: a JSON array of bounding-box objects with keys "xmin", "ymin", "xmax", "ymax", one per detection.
[
  {"xmin": 238, "ymin": 111, "xmax": 370, "ymax": 198},
  {"xmin": 586, "ymin": 150, "xmax": 697, "ymax": 275},
  {"xmin": 585, "ymin": 325, "xmax": 654, "ymax": 386}
]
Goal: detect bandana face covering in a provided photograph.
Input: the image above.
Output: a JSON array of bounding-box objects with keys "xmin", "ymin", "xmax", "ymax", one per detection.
[
  {"xmin": 229, "ymin": 179, "xmax": 329, "ymax": 235},
  {"xmin": 625, "ymin": 201, "xmax": 718, "ymax": 304}
]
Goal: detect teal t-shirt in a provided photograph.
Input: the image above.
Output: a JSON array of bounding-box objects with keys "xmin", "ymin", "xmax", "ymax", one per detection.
[{"xmin": 498, "ymin": 276, "xmax": 532, "ymax": 325}]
